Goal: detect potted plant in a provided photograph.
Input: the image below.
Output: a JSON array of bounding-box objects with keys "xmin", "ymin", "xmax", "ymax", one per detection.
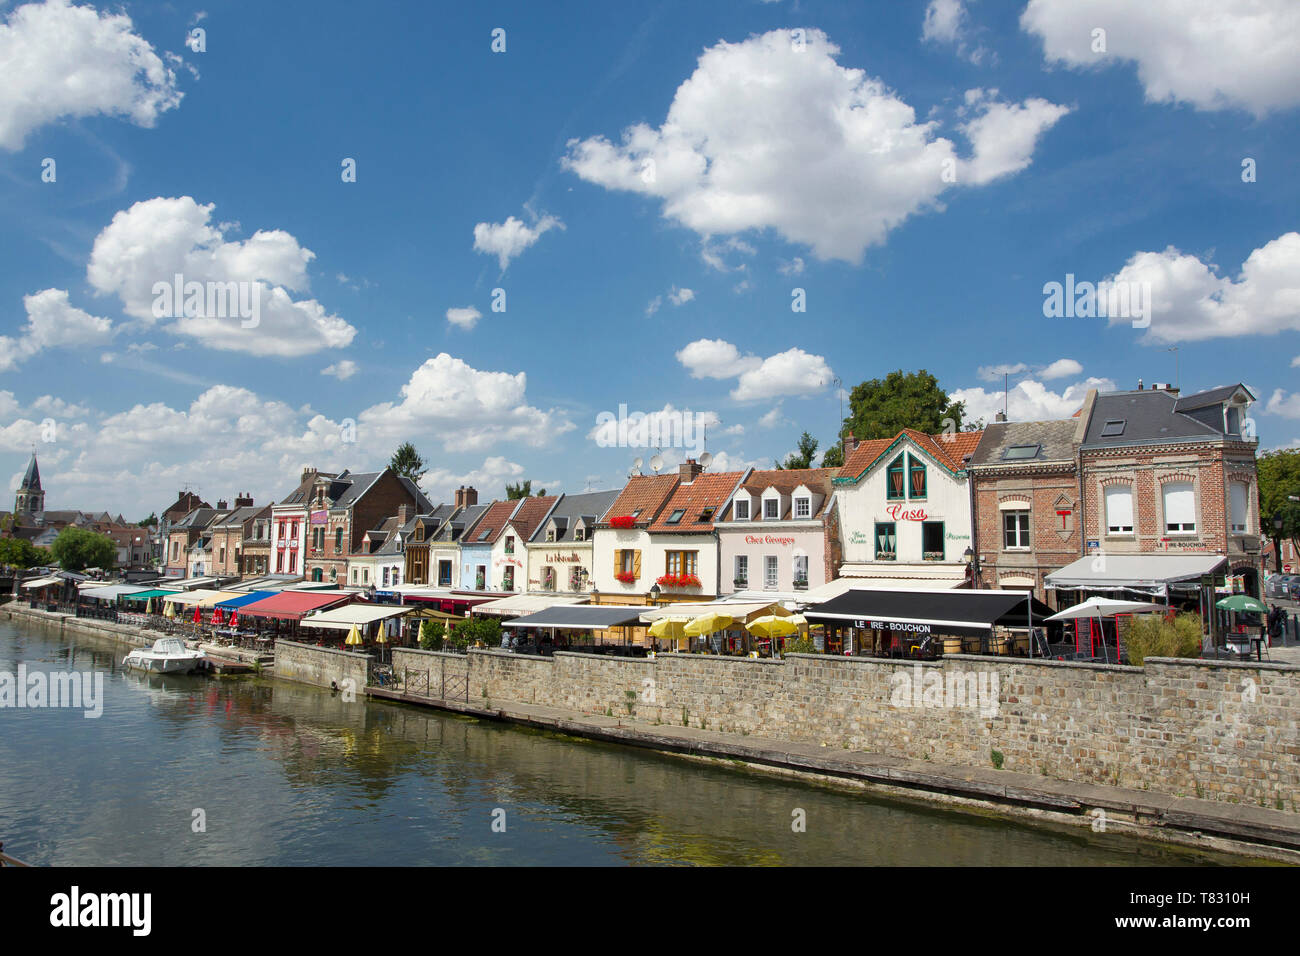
[
  {"xmin": 793, "ymin": 576, "xmax": 808, "ymax": 589},
  {"xmin": 615, "ymin": 570, "xmax": 636, "ymax": 584},
  {"xmin": 875, "ymin": 550, "xmax": 896, "ymax": 561},
  {"xmin": 922, "ymin": 550, "xmax": 944, "ymax": 562},
  {"xmin": 733, "ymin": 577, "xmax": 748, "ymax": 588},
  {"xmin": 609, "ymin": 516, "xmax": 636, "ymax": 529}
]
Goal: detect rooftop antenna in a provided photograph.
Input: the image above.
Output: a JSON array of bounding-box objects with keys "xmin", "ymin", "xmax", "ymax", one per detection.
[
  {"xmin": 1004, "ymin": 372, "xmax": 1009, "ymax": 421},
  {"xmin": 1166, "ymin": 346, "xmax": 1180, "ymax": 389},
  {"xmin": 832, "ymin": 375, "xmax": 843, "ymax": 451}
]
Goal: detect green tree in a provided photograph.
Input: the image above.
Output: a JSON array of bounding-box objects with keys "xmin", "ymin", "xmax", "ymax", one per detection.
[
  {"xmin": 49, "ymin": 527, "xmax": 117, "ymax": 572},
  {"xmin": 841, "ymin": 369, "xmax": 965, "ymax": 442},
  {"xmin": 820, "ymin": 444, "xmax": 845, "ymax": 469},
  {"xmin": 505, "ymin": 480, "xmax": 545, "ymax": 499},
  {"xmin": 389, "ymin": 442, "xmax": 427, "ymax": 483},
  {"xmin": 136, "ymin": 512, "xmax": 157, "ymax": 527},
  {"xmin": 1258, "ymin": 448, "xmax": 1300, "ymax": 556},
  {"xmin": 451, "ymin": 616, "xmax": 503, "ymax": 648},
  {"xmin": 0, "ymin": 538, "xmax": 49, "ymax": 569},
  {"xmin": 418, "ymin": 620, "xmax": 446, "ymax": 651},
  {"xmin": 776, "ymin": 432, "xmax": 819, "ymax": 469}
]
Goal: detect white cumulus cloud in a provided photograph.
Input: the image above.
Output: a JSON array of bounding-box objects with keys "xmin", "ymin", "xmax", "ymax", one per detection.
[
  {"xmin": 953, "ymin": 376, "xmax": 1116, "ymax": 423},
  {"xmin": 446, "ymin": 306, "xmax": 482, "ymax": 330},
  {"xmin": 86, "ymin": 196, "xmax": 356, "ymax": 356},
  {"xmin": 0, "ymin": 0, "xmax": 184, "ymax": 151},
  {"xmin": 1022, "ymin": 0, "xmax": 1300, "ymax": 116},
  {"xmin": 321, "ymin": 360, "xmax": 357, "ymax": 380},
  {"xmin": 472, "ymin": 214, "xmax": 563, "ymax": 270},
  {"xmin": 0, "ymin": 289, "xmax": 113, "ymax": 371},
  {"xmin": 731, "ymin": 348, "xmax": 834, "ymax": 403},
  {"xmin": 563, "ymin": 28, "xmax": 1066, "ymax": 263}
]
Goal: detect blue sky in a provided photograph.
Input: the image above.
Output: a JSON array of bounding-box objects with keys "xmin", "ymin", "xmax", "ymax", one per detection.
[{"xmin": 1, "ymin": 0, "xmax": 1298, "ymax": 518}]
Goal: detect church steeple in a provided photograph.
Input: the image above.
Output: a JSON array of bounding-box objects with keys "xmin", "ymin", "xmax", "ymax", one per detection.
[{"xmin": 15, "ymin": 451, "xmax": 45, "ymax": 517}]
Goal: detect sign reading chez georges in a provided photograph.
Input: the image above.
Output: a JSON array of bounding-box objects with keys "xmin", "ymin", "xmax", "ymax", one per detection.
[{"xmin": 743, "ymin": 534, "xmax": 797, "ymax": 546}]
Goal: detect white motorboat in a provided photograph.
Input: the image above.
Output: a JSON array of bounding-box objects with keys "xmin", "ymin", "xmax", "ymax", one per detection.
[{"xmin": 123, "ymin": 637, "xmax": 206, "ymax": 674}]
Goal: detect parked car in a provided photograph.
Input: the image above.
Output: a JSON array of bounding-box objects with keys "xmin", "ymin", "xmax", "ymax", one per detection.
[{"xmin": 1265, "ymin": 574, "xmax": 1300, "ymax": 600}]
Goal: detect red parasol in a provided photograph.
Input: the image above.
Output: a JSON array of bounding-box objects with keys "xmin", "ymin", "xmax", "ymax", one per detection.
[
  {"xmin": 228, "ymin": 611, "xmax": 239, "ymax": 629},
  {"xmin": 192, "ymin": 605, "xmax": 202, "ymax": 624},
  {"xmin": 213, "ymin": 607, "xmax": 225, "ymax": 626}
]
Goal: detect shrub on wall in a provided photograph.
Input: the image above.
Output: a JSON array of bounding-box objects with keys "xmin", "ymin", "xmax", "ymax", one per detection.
[
  {"xmin": 1122, "ymin": 613, "xmax": 1203, "ymax": 666},
  {"xmin": 419, "ymin": 620, "xmax": 445, "ymax": 651}
]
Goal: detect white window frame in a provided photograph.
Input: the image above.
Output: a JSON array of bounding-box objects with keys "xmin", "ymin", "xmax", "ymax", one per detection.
[
  {"xmin": 794, "ymin": 496, "xmax": 810, "ymax": 519},
  {"xmin": 764, "ymin": 498, "xmax": 779, "ymax": 520},
  {"xmin": 764, "ymin": 555, "xmax": 778, "ymax": 589},
  {"xmin": 1003, "ymin": 511, "xmax": 1030, "ymax": 551},
  {"xmin": 734, "ymin": 554, "xmax": 748, "ymax": 583},
  {"xmin": 1229, "ymin": 481, "xmax": 1249, "ymax": 534},
  {"xmin": 1105, "ymin": 485, "xmax": 1134, "ymax": 535},
  {"xmin": 1162, "ymin": 481, "xmax": 1197, "ymax": 534},
  {"xmin": 733, "ymin": 498, "xmax": 750, "ymax": 521}
]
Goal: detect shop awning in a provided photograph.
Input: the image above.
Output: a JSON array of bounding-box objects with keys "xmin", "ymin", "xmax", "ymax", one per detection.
[
  {"xmin": 237, "ymin": 591, "xmax": 352, "ymax": 621},
  {"xmin": 641, "ymin": 601, "xmax": 790, "ymax": 623},
  {"xmin": 120, "ymin": 588, "xmax": 180, "ymax": 602},
  {"xmin": 79, "ymin": 584, "xmax": 150, "ymax": 601},
  {"xmin": 505, "ymin": 605, "xmax": 656, "ymax": 630},
  {"xmin": 195, "ymin": 590, "xmax": 248, "ymax": 608},
  {"xmin": 805, "ymin": 588, "xmax": 1054, "ymax": 638},
  {"xmin": 229, "ymin": 575, "xmax": 302, "ymax": 592},
  {"xmin": 215, "ymin": 590, "xmax": 278, "ymax": 610},
  {"xmin": 21, "ymin": 576, "xmax": 63, "ymax": 589},
  {"xmin": 301, "ymin": 603, "xmax": 413, "ymax": 630},
  {"xmin": 1044, "ymin": 554, "xmax": 1228, "ymax": 591},
  {"xmin": 837, "ymin": 563, "xmax": 968, "ymax": 588},
  {"xmin": 161, "ymin": 588, "xmax": 228, "ymax": 606},
  {"xmin": 475, "ymin": 594, "xmax": 587, "ymax": 616}
]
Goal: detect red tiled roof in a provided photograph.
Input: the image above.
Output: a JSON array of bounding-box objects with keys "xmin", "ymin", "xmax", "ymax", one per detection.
[
  {"xmin": 647, "ymin": 471, "xmax": 745, "ymax": 533},
  {"xmin": 602, "ymin": 474, "xmax": 679, "ymax": 526},
  {"xmin": 836, "ymin": 428, "xmax": 984, "ymax": 481},
  {"xmin": 504, "ymin": 494, "xmax": 558, "ymax": 541},
  {"xmin": 469, "ymin": 499, "xmax": 519, "ymax": 545},
  {"xmin": 734, "ymin": 467, "xmax": 836, "ymax": 519}
]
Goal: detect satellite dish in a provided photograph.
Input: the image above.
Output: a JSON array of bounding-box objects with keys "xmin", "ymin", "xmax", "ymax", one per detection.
[
  {"xmin": 698, "ymin": 452, "xmax": 713, "ymax": 469},
  {"xmin": 650, "ymin": 453, "xmax": 663, "ymax": 473},
  {"xmin": 633, "ymin": 456, "xmax": 643, "ymax": 470}
]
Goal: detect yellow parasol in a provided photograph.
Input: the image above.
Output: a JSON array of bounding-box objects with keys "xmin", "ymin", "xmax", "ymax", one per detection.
[
  {"xmin": 684, "ymin": 612, "xmax": 735, "ymax": 637},
  {"xmin": 745, "ymin": 615, "xmax": 800, "ymax": 639},
  {"xmin": 344, "ymin": 624, "xmax": 364, "ymax": 646},
  {"xmin": 164, "ymin": 601, "xmax": 175, "ymax": 619},
  {"xmin": 649, "ymin": 617, "xmax": 689, "ymax": 648}
]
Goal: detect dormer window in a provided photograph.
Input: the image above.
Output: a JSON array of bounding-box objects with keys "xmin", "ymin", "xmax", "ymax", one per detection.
[
  {"xmin": 574, "ymin": 527, "xmax": 584, "ymax": 541},
  {"xmin": 1225, "ymin": 405, "xmax": 1242, "ymax": 436},
  {"xmin": 546, "ymin": 528, "xmax": 556, "ymax": 542},
  {"xmin": 734, "ymin": 498, "xmax": 750, "ymax": 520},
  {"xmin": 887, "ymin": 455, "xmax": 906, "ymax": 499},
  {"xmin": 764, "ymin": 498, "xmax": 779, "ymax": 519},
  {"xmin": 908, "ymin": 456, "xmax": 926, "ymax": 498},
  {"xmin": 794, "ymin": 497, "xmax": 810, "ymax": 519}
]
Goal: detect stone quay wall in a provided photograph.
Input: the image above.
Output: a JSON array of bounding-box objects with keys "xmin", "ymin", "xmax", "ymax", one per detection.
[
  {"xmin": 450, "ymin": 649, "xmax": 1299, "ymax": 811},
  {"xmin": 274, "ymin": 640, "xmax": 370, "ymax": 690}
]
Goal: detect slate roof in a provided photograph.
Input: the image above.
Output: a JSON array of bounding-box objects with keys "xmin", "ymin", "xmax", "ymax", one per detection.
[
  {"xmin": 19, "ymin": 455, "xmax": 40, "ymax": 494},
  {"xmin": 329, "ymin": 471, "xmax": 382, "ymax": 509},
  {"xmin": 1173, "ymin": 384, "xmax": 1254, "ymax": 413},
  {"xmin": 727, "ymin": 467, "xmax": 836, "ymax": 520},
  {"xmin": 602, "ymin": 474, "xmax": 679, "ymax": 527},
  {"xmin": 1083, "ymin": 389, "xmax": 1229, "ymax": 447},
  {"xmin": 213, "ymin": 505, "xmax": 263, "ymax": 528},
  {"xmin": 531, "ymin": 489, "xmax": 621, "ymax": 543},
  {"xmin": 432, "ymin": 503, "xmax": 486, "ymax": 543},
  {"xmin": 171, "ymin": 508, "xmax": 219, "ymax": 530},
  {"xmin": 968, "ymin": 420, "xmax": 1079, "ymax": 467},
  {"xmin": 278, "ymin": 472, "xmax": 338, "ymax": 506},
  {"xmin": 837, "ymin": 428, "xmax": 984, "ymax": 483},
  {"xmin": 647, "ymin": 471, "xmax": 745, "ymax": 533}
]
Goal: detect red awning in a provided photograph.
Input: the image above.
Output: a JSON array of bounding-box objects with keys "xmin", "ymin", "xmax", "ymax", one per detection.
[{"xmin": 237, "ymin": 591, "xmax": 351, "ymax": 621}]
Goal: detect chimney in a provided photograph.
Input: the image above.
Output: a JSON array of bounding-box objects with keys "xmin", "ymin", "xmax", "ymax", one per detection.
[
  {"xmin": 679, "ymin": 458, "xmax": 703, "ymax": 481},
  {"xmin": 994, "ymin": 411, "xmax": 1007, "ymax": 423},
  {"xmin": 848, "ymin": 430, "xmax": 860, "ymax": 451},
  {"xmin": 1137, "ymin": 379, "xmax": 1143, "ymax": 390},
  {"xmin": 217, "ymin": 499, "xmax": 228, "ymax": 511},
  {"xmin": 302, "ymin": 467, "xmax": 317, "ymax": 485},
  {"xmin": 234, "ymin": 493, "xmax": 254, "ymax": 508},
  {"xmin": 455, "ymin": 485, "xmax": 478, "ymax": 508},
  {"xmin": 397, "ymin": 503, "xmax": 410, "ymax": 525}
]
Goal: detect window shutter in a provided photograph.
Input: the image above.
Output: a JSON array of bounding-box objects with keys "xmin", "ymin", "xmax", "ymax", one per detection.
[
  {"xmin": 1105, "ymin": 485, "xmax": 1133, "ymax": 530},
  {"xmin": 633, "ymin": 550, "xmax": 642, "ymax": 578},
  {"xmin": 1163, "ymin": 482, "xmax": 1195, "ymax": 528},
  {"xmin": 614, "ymin": 549, "xmax": 622, "ymax": 576}
]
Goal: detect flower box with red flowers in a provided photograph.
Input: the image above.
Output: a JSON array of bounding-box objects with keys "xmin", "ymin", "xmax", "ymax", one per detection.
[
  {"xmin": 609, "ymin": 516, "xmax": 636, "ymax": 529},
  {"xmin": 656, "ymin": 573, "xmax": 701, "ymax": 589},
  {"xmin": 614, "ymin": 571, "xmax": 637, "ymax": 584}
]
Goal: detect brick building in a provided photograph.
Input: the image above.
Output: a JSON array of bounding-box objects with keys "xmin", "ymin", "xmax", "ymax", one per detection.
[
  {"xmin": 968, "ymin": 414, "xmax": 1086, "ymax": 605},
  {"xmin": 300, "ymin": 468, "xmax": 432, "ymax": 585},
  {"xmin": 1079, "ymin": 383, "xmax": 1263, "ymax": 594}
]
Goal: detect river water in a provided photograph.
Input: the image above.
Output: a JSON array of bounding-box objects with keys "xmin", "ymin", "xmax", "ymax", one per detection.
[{"xmin": 0, "ymin": 617, "xmax": 1245, "ymax": 866}]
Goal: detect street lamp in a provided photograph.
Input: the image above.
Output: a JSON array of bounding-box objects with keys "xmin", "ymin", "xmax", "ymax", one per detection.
[{"xmin": 1276, "ymin": 515, "xmax": 1286, "ymax": 574}]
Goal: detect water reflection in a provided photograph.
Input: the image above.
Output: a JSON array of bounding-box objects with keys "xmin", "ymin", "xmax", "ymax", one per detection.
[{"xmin": 0, "ymin": 618, "xmax": 1245, "ymax": 866}]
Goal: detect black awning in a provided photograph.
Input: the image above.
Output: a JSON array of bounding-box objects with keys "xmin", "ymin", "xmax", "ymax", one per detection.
[{"xmin": 804, "ymin": 588, "xmax": 1054, "ymax": 638}]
